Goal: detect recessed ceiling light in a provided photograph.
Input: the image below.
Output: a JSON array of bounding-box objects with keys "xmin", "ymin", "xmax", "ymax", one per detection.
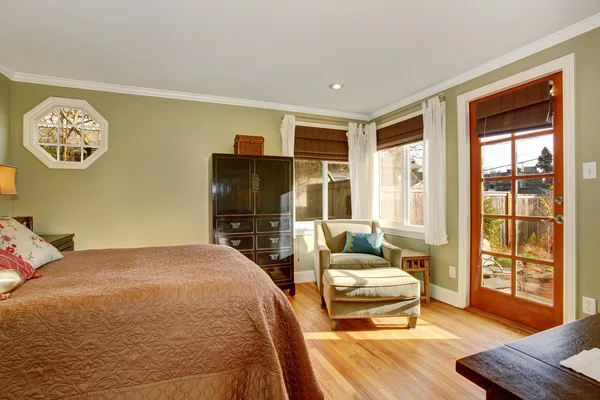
[{"xmin": 329, "ymin": 83, "xmax": 344, "ymax": 90}]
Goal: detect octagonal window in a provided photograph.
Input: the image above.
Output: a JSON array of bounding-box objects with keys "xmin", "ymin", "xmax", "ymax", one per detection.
[{"xmin": 24, "ymin": 98, "xmax": 108, "ymax": 169}]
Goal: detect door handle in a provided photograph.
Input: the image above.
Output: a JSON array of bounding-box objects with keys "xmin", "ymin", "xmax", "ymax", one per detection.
[
  {"xmin": 545, "ymin": 215, "xmax": 564, "ymax": 224},
  {"xmin": 555, "ymin": 196, "xmax": 564, "ymax": 205}
]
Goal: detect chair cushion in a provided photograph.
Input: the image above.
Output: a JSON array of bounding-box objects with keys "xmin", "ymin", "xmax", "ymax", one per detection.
[
  {"xmin": 322, "ymin": 220, "xmax": 373, "ymax": 253},
  {"xmin": 330, "ymin": 253, "xmax": 390, "ymax": 270},
  {"xmin": 324, "ymin": 268, "xmax": 420, "ymax": 302}
]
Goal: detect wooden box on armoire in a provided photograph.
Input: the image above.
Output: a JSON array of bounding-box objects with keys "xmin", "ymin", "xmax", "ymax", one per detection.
[
  {"xmin": 211, "ymin": 153, "xmax": 295, "ymax": 295},
  {"xmin": 233, "ymin": 135, "xmax": 265, "ymax": 155}
]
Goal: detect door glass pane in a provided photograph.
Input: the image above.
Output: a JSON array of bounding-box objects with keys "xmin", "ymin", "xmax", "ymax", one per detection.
[
  {"xmin": 295, "ymin": 160, "xmax": 323, "ymax": 221},
  {"xmin": 483, "ymin": 180, "xmax": 511, "ymax": 215},
  {"xmin": 327, "ymin": 163, "xmax": 351, "ymax": 219},
  {"xmin": 516, "ymin": 220, "xmax": 554, "ymax": 261},
  {"xmin": 483, "ymin": 218, "xmax": 511, "ymax": 255},
  {"xmin": 516, "ymin": 178, "xmax": 553, "ymax": 217},
  {"xmin": 516, "ymin": 134, "xmax": 553, "ymax": 175},
  {"xmin": 481, "ymin": 255, "xmax": 512, "ymax": 294},
  {"xmin": 482, "ymin": 141, "xmax": 512, "ymax": 177},
  {"xmin": 516, "ymin": 261, "xmax": 553, "ymax": 306},
  {"xmin": 409, "ymin": 143, "xmax": 424, "ymax": 226},
  {"xmin": 379, "ymin": 147, "xmax": 404, "ymax": 222}
]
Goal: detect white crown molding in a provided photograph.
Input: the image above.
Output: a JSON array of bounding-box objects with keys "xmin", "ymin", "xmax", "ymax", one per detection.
[
  {"xmin": 369, "ymin": 12, "xmax": 600, "ymax": 120},
  {"xmin": 0, "ymin": 62, "xmax": 15, "ymax": 80},
  {"xmin": 10, "ymin": 72, "xmax": 369, "ymax": 120},
  {"xmin": 2, "ymin": 12, "xmax": 598, "ymax": 121},
  {"xmin": 295, "ymin": 121, "xmax": 348, "ymax": 130},
  {"xmin": 377, "ymin": 109, "xmax": 423, "ymax": 129}
]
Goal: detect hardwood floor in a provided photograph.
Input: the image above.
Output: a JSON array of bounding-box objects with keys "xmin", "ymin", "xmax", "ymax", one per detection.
[{"xmin": 288, "ymin": 282, "xmax": 530, "ymax": 400}]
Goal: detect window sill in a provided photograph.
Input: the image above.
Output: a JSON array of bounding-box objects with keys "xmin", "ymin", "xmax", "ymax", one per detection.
[{"xmin": 380, "ymin": 225, "xmax": 425, "ymax": 240}]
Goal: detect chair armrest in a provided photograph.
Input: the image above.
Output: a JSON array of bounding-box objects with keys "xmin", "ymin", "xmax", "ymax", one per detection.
[
  {"xmin": 382, "ymin": 240, "xmax": 403, "ymax": 268},
  {"xmin": 314, "ymin": 221, "xmax": 332, "ymax": 294}
]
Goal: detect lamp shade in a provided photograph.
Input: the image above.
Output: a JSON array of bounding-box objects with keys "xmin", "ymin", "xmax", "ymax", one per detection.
[{"xmin": 0, "ymin": 165, "xmax": 17, "ymax": 195}]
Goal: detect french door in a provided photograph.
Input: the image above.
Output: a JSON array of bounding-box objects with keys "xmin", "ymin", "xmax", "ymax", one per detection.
[{"xmin": 470, "ymin": 72, "xmax": 563, "ymax": 330}]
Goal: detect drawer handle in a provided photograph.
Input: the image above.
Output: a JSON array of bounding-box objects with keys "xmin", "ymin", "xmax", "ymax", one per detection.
[
  {"xmin": 269, "ymin": 237, "xmax": 279, "ymax": 244},
  {"xmin": 269, "ymin": 221, "xmax": 279, "ymax": 228},
  {"xmin": 230, "ymin": 222, "xmax": 241, "ymax": 229},
  {"xmin": 231, "ymin": 239, "xmax": 241, "ymax": 247},
  {"xmin": 269, "ymin": 253, "xmax": 279, "ymax": 260}
]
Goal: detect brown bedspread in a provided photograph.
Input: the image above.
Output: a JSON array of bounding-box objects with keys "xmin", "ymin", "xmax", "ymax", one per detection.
[{"xmin": 0, "ymin": 245, "xmax": 323, "ymax": 400}]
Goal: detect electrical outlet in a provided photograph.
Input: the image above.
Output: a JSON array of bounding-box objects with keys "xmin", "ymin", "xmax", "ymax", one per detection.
[
  {"xmin": 583, "ymin": 297, "xmax": 597, "ymax": 315},
  {"xmin": 449, "ymin": 265, "xmax": 456, "ymax": 279}
]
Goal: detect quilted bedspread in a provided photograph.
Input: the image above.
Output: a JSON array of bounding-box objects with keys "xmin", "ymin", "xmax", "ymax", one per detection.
[{"xmin": 0, "ymin": 245, "xmax": 323, "ymax": 400}]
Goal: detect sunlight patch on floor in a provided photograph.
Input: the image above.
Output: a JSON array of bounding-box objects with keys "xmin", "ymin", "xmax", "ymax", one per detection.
[
  {"xmin": 303, "ymin": 317, "xmax": 461, "ymax": 341},
  {"xmin": 303, "ymin": 332, "xmax": 343, "ymax": 340}
]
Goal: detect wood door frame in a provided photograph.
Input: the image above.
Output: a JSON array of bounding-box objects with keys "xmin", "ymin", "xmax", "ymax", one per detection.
[{"xmin": 456, "ymin": 54, "xmax": 577, "ymax": 323}]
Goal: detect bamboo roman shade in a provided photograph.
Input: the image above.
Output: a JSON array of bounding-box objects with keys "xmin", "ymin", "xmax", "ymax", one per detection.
[
  {"xmin": 294, "ymin": 126, "xmax": 348, "ymax": 161},
  {"xmin": 473, "ymin": 80, "xmax": 554, "ymax": 136},
  {"xmin": 376, "ymin": 114, "xmax": 424, "ymax": 150}
]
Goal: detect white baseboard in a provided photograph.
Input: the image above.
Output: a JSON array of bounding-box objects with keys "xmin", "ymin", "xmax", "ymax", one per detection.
[
  {"xmin": 295, "ymin": 270, "xmax": 316, "ymax": 283},
  {"xmin": 430, "ymin": 284, "xmax": 461, "ymax": 308}
]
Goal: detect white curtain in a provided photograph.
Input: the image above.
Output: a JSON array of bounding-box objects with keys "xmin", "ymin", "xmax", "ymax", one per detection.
[
  {"xmin": 280, "ymin": 114, "xmax": 295, "ymax": 157},
  {"xmin": 422, "ymin": 96, "xmax": 448, "ymax": 245},
  {"xmin": 347, "ymin": 122, "xmax": 377, "ymax": 220},
  {"xmin": 280, "ymin": 114, "xmax": 296, "ymax": 237}
]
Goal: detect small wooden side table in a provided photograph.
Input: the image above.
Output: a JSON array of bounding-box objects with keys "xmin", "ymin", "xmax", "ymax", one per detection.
[
  {"xmin": 401, "ymin": 249, "xmax": 431, "ymax": 304},
  {"xmin": 40, "ymin": 234, "xmax": 75, "ymax": 252}
]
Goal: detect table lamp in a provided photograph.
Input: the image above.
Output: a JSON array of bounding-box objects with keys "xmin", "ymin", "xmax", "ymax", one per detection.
[{"xmin": 0, "ymin": 165, "xmax": 17, "ymax": 195}]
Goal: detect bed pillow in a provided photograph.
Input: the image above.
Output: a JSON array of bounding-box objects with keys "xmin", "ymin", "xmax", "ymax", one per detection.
[
  {"xmin": 0, "ymin": 269, "xmax": 23, "ymax": 300},
  {"xmin": 342, "ymin": 231, "xmax": 384, "ymax": 257},
  {"xmin": 0, "ymin": 217, "xmax": 63, "ymax": 269}
]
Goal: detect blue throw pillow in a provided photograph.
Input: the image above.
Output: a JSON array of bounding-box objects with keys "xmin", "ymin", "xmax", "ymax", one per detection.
[{"xmin": 342, "ymin": 231, "xmax": 384, "ymax": 257}]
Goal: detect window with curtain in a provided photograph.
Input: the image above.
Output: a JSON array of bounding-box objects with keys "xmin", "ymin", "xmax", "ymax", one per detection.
[
  {"xmin": 293, "ymin": 126, "xmax": 351, "ymax": 225},
  {"xmin": 376, "ymin": 114, "xmax": 425, "ymax": 234}
]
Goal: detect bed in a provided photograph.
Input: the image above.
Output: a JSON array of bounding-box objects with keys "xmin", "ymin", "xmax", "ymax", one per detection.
[{"xmin": 0, "ymin": 244, "xmax": 323, "ymax": 400}]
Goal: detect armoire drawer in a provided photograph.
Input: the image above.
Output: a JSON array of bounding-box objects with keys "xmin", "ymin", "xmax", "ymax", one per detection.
[
  {"xmin": 256, "ymin": 234, "xmax": 292, "ymax": 250},
  {"xmin": 216, "ymin": 235, "xmax": 254, "ymax": 251},
  {"xmin": 216, "ymin": 218, "xmax": 254, "ymax": 235},
  {"xmin": 256, "ymin": 250, "xmax": 292, "ymax": 266},
  {"xmin": 256, "ymin": 217, "xmax": 291, "ymax": 233},
  {"xmin": 262, "ymin": 266, "xmax": 292, "ymax": 282}
]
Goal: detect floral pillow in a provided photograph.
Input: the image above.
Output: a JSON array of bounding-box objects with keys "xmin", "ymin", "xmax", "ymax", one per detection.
[{"xmin": 0, "ymin": 217, "xmax": 63, "ymax": 269}]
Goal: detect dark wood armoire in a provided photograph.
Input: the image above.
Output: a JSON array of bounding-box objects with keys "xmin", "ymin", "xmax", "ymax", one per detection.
[{"xmin": 212, "ymin": 153, "xmax": 295, "ymax": 296}]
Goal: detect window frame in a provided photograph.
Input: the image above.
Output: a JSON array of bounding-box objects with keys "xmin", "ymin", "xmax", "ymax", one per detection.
[
  {"xmin": 376, "ymin": 142, "xmax": 426, "ymax": 240},
  {"xmin": 295, "ymin": 160, "xmax": 350, "ymax": 235},
  {"xmin": 23, "ymin": 97, "xmax": 109, "ymax": 169}
]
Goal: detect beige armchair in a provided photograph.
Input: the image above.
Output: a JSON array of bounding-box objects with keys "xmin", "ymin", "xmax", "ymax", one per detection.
[
  {"xmin": 313, "ymin": 219, "xmax": 403, "ymax": 301},
  {"xmin": 314, "ymin": 219, "xmax": 420, "ymax": 330}
]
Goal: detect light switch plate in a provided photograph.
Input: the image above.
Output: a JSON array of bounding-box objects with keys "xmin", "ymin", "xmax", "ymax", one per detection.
[
  {"xmin": 449, "ymin": 265, "xmax": 456, "ymax": 279},
  {"xmin": 583, "ymin": 162, "xmax": 597, "ymax": 179}
]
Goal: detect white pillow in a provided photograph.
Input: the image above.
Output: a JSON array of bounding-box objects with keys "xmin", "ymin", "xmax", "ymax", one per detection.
[{"xmin": 0, "ymin": 217, "xmax": 64, "ymax": 269}]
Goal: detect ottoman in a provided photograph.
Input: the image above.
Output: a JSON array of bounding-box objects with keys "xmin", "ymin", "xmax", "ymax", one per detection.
[{"xmin": 322, "ymin": 267, "xmax": 421, "ymax": 330}]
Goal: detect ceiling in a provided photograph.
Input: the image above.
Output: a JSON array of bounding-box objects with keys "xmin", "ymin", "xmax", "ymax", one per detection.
[{"xmin": 1, "ymin": 1, "xmax": 599, "ymax": 118}]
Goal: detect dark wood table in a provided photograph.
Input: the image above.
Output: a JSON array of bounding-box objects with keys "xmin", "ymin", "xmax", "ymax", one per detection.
[{"xmin": 456, "ymin": 314, "xmax": 600, "ymax": 399}]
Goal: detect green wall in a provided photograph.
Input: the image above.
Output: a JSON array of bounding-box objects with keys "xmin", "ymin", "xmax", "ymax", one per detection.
[
  {"xmin": 0, "ymin": 73, "xmax": 12, "ymax": 215},
  {"xmin": 378, "ymin": 27, "xmax": 600, "ymax": 317},
  {"xmin": 8, "ymin": 83, "xmax": 354, "ymax": 251},
  {"xmin": 4, "ymin": 27, "xmax": 600, "ymax": 314}
]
